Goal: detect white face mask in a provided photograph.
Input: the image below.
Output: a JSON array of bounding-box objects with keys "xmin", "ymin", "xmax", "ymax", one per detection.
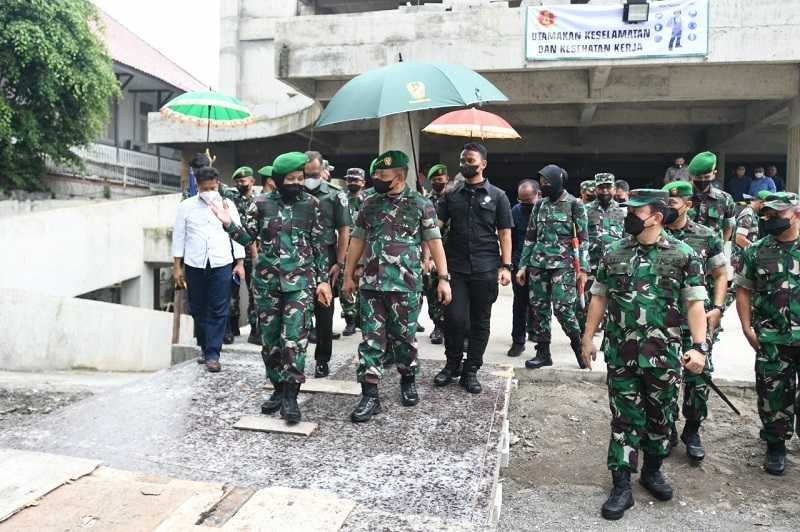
[
  {"xmin": 304, "ymin": 177, "xmax": 322, "ymax": 191},
  {"xmin": 199, "ymin": 190, "xmax": 221, "ymax": 204},
  {"xmin": 755, "ymin": 172, "xmax": 764, "ymax": 179}
]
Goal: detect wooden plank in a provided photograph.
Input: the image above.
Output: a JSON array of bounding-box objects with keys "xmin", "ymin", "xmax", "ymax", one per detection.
[
  {"xmin": 223, "ymin": 486, "xmax": 356, "ymax": 532},
  {"xmin": 233, "ymin": 416, "xmax": 318, "ymax": 437},
  {"xmin": 0, "ymin": 449, "xmax": 100, "ymax": 522},
  {"xmin": 263, "ymin": 379, "xmax": 360, "ymax": 396}
]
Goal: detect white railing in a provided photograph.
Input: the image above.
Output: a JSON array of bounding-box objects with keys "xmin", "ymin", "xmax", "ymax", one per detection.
[{"xmin": 46, "ymin": 143, "xmax": 182, "ymax": 191}]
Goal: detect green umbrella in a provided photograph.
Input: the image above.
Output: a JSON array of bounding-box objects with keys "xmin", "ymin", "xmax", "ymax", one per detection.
[
  {"xmin": 159, "ymin": 90, "xmax": 255, "ymax": 143},
  {"xmin": 316, "ymin": 62, "xmax": 507, "ymax": 127}
]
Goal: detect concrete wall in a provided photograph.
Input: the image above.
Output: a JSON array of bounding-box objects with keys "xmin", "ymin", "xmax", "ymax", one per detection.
[{"xmin": 0, "ymin": 288, "xmax": 194, "ymax": 372}]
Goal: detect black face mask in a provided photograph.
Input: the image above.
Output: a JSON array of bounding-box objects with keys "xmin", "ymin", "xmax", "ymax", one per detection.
[
  {"xmin": 460, "ymin": 164, "xmax": 480, "ymax": 178},
  {"xmin": 236, "ymin": 184, "xmax": 250, "ymax": 195},
  {"xmin": 347, "ymin": 184, "xmax": 362, "ymax": 193},
  {"xmin": 520, "ymin": 203, "xmax": 535, "ymax": 216},
  {"xmin": 373, "ymin": 178, "xmax": 393, "ymax": 194},
  {"xmin": 278, "ymin": 183, "xmax": 304, "ymax": 202},
  {"xmin": 762, "ymin": 217, "xmax": 791, "ymax": 236},
  {"xmin": 624, "ymin": 212, "xmax": 654, "ymax": 236},
  {"xmin": 597, "ymin": 193, "xmax": 612, "ymax": 206},
  {"xmin": 662, "ymin": 207, "xmax": 679, "ymax": 225},
  {"xmin": 693, "ymin": 179, "xmax": 713, "ymax": 193},
  {"xmin": 432, "ymin": 182, "xmax": 446, "ymax": 193}
]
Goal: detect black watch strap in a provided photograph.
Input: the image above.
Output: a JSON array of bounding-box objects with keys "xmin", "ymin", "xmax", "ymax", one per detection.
[
  {"xmin": 502, "ymin": 263, "xmax": 513, "ymax": 271},
  {"xmin": 692, "ymin": 342, "xmax": 711, "ymax": 355}
]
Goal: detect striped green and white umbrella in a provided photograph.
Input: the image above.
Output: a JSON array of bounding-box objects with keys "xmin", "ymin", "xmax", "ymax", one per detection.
[{"xmin": 160, "ymin": 91, "xmax": 255, "ymax": 142}]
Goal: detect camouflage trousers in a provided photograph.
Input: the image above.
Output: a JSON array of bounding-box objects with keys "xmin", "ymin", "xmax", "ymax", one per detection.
[
  {"xmin": 423, "ymin": 273, "xmax": 445, "ymax": 326},
  {"xmin": 527, "ymin": 267, "xmax": 582, "ymax": 343},
  {"xmin": 755, "ymin": 343, "xmax": 800, "ymax": 444},
  {"xmin": 230, "ymin": 259, "xmax": 257, "ymax": 332},
  {"xmin": 255, "ymin": 286, "xmax": 313, "ymax": 384},
  {"xmin": 357, "ymin": 290, "xmax": 420, "ymax": 384},
  {"xmin": 607, "ymin": 364, "xmax": 680, "ymax": 472}
]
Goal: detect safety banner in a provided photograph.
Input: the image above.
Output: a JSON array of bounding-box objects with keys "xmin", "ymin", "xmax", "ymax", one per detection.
[{"xmin": 525, "ymin": 0, "xmax": 709, "ymax": 61}]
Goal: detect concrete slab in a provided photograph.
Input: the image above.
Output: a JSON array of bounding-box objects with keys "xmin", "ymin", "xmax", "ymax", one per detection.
[
  {"xmin": 0, "ymin": 449, "xmax": 100, "ymax": 522},
  {"xmin": 0, "ymin": 370, "xmax": 148, "ymax": 393},
  {"xmin": 234, "ymin": 415, "xmax": 318, "ymax": 436},
  {"xmin": 264, "ymin": 378, "xmax": 361, "ymax": 396}
]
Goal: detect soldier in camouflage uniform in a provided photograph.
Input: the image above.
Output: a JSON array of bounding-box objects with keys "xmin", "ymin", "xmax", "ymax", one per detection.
[
  {"xmin": 303, "ymin": 151, "xmax": 352, "ymax": 378},
  {"xmin": 578, "ymin": 173, "xmax": 625, "ymax": 330},
  {"xmin": 342, "ymin": 150, "xmax": 451, "ymax": 423},
  {"xmin": 581, "ymin": 189, "xmax": 708, "ymax": 521},
  {"xmin": 220, "ymin": 166, "xmax": 260, "ymax": 344},
  {"xmin": 735, "ymin": 191, "xmax": 800, "ymax": 476},
  {"xmin": 662, "ymin": 181, "xmax": 729, "ymax": 461},
  {"xmin": 211, "ymin": 152, "xmax": 332, "ymax": 425},
  {"xmin": 732, "ymin": 189, "xmax": 769, "ymax": 271},
  {"xmin": 424, "ymin": 163, "xmax": 450, "ymax": 344},
  {"xmin": 580, "ymin": 179, "xmax": 597, "ymax": 203},
  {"xmin": 516, "ymin": 164, "xmax": 589, "ymax": 369},
  {"xmin": 686, "ymin": 151, "xmax": 736, "ymax": 243},
  {"xmin": 340, "ymin": 167, "xmax": 367, "ymax": 336},
  {"xmin": 258, "ymin": 165, "xmax": 276, "ymax": 194}
]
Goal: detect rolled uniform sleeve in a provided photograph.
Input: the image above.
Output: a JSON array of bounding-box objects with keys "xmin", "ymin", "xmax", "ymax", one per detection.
[
  {"xmin": 680, "ymin": 249, "xmax": 709, "ymax": 302},
  {"xmin": 590, "ymin": 255, "xmax": 609, "ymax": 296},
  {"xmin": 707, "ymin": 234, "xmax": 728, "ymax": 271},
  {"xmin": 723, "ymin": 195, "xmax": 736, "ymax": 232},
  {"xmin": 734, "ymin": 245, "xmax": 756, "ymax": 290},
  {"xmin": 420, "ymin": 197, "xmax": 442, "ymax": 241}
]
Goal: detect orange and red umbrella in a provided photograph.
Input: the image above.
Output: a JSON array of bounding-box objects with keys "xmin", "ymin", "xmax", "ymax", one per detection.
[{"xmin": 422, "ymin": 108, "xmax": 521, "ymax": 140}]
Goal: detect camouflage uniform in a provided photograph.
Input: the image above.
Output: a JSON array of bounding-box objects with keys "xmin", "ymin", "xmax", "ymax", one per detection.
[
  {"xmin": 732, "ymin": 204, "xmax": 760, "ymax": 271},
  {"xmin": 665, "ymin": 219, "xmax": 727, "ymax": 424},
  {"xmin": 225, "ymin": 191, "xmax": 329, "ymax": 384},
  {"xmin": 220, "ymin": 183, "xmax": 258, "ymax": 333},
  {"xmin": 340, "ymin": 189, "xmax": 366, "ymax": 324},
  {"xmin": 518, "ymin": 191, "xmax": 588, "ymax": 344},
  {"xmin": 580, "ymin": 197, "xmax": 625, "ymax": 326},
  {"xmin": 352, "ymin": 186, "xmax": 441, "ymax": 384},
  {"xmin": 689, "ymin": 186, "xmax": 736, "ymax": 242},
  {"xmin": 736, "ymin": 230, "xmax": 800, "ymax": 445},
  {"xmin": 593, "ymin": 231, "xmax": 708, "ymax": 471}
]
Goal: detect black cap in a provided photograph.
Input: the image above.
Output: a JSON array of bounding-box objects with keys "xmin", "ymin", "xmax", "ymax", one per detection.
[{"xmin": 539, "ymin": 164, "xmax": 565, "ymax": 181}]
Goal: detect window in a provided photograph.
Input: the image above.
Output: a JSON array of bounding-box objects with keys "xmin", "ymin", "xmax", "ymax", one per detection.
[{"xmin": 138, "ymin": 101, "xmax": 153, "ymax": 146}]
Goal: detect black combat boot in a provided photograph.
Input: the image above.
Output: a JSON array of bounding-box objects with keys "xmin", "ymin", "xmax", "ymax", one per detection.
[
  {"xmin": 416, "ymin": 321, "xmax": 425, "ymax": 333},
  {"xmin": 247, "ymin": 329, "xmax": 262, "ymax": 345},
  {"xmin": 342, "ymin": 317, "xmax": 357, "ymax": 336},
  {"xmin": 601, "ymin": 470, "xmax": 634, "ymax": 520},
  {"xmin": 681, "ymin": 421, "xmax": 705, "ymax": 462},
  {"xmin": 429, "ymin": 322, "xmax": 444, "ymax": 345},
  {"xmin": 459, "ymin": 366, "xmax": 482, "ymax": 394},
  {"xmin": 765, "ymin": 441, "xmax": 786, "ymax": 476},
  {"xmin": 639, "ymin": 454, "xmax": 673, "ymax": 501},
  {"xmin": 400, "ymin": 375, "xmax": 419, "ymax": 406},
  {"xmin": 351, "ymin": 383, "xmax": 382, "ymax": 423},
  {"xmin": 433, "ymin": 360, "xmax": 461, "ymax": 387},
  {"xmin": 570, "ymin": 336, "xmax": 587, "ymax": 369},
  {"xmin": 525, "ymin": 343, "xmax": 553, "ymax": 369},
  {"xmin": 507, "ymin": 343, "xmax": 525, "ymax": 357},
  {"xmin": 314, "ymin": 361, "xmax": 330, "ymax": 378},
  {"xmin": 223, "ymin": 333, "xmax": 234, "ymax": 344},
  {"xmin": 261, "ymin": 379, "xmax": 283, "ymax": 414},
  {"xmin": 332, "ymin": 331, "xmax": 341, "ymax": 340},
  {"xmin": 280, "ymin": 381, "xmax": 302, "ymax": 425}
]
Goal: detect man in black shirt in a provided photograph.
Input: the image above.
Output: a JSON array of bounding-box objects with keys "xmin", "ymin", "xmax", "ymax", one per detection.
[{"xmin": 433, "ymin": 142, "xmax": 514, "ymax": 394}]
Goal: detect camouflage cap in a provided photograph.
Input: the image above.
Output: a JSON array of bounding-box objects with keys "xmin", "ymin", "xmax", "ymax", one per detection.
[
  {"xmin": 762, "ymin": 192, "xmax": 800, "ymax": 211},
  {"xmin": 322, "ymin": 159, "xmax": 335, "ymax": 172},
  {"xmin": 232, "ymin": 166, "xmax": 254, "ymax": 179},
  {"xmin": 374, "ymin": 150, "xmax": 409, "ymax": 171},
  {"xmin": 594, "ymin": 172, "xmax": 615, "ymax": 186},
  {"xmin": 427, "ymin": 163, "xmax": 448, "ymax": 180},
  {"xmin": 580, "ymin": 180, "xmax": 596, "ymax": 192},
  {"xmin": 742, "ymin": 189, "xmax": 772, "ymax": 201},
  {"xmin": 688, "ymin": 151, "xmax": 717, "ymax": 176},
  {"xmin": 662, "ymin": 181, "xmax": 693, "ymax": 198},
  {"xmin": 621, "ymin": 189, "xmax": 669, "ymax": 208},
  {"xmin": 345, "ymin": 167, "xmax": 365, "ymax": 179},
  {"xmin": 272, "ymin": 152, "xmax": 308, "ymax": 175},
  {"xmin": 257, "ymin": 165, "xmax": 273, "ymax": 177}
]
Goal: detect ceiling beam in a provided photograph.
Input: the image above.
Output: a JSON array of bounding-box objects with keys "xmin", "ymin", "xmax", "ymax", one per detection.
[{"xmin": 707, "ymin": 100, "xmax": 791, "ymax": 149}]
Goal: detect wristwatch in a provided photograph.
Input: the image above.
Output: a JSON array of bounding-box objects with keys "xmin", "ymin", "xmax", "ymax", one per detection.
[
  {"xmin": 711, "ymin": 304, "xmax": 725, "ymax": 316},
  {"xmin": 691, "ymin": 341, "xmax": 711, "ymax": 356},
  {"xmin": 501, "ymin": 263, "xmax": 513, "ymax": 271},
  {"xmin": 437, "ymin": 273, "xmax": 452, "ymax": 282}
]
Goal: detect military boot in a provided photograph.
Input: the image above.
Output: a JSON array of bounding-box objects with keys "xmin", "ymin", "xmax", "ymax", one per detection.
[
  {"xmin": 434, "ymin": 360, "xmax": 462, "ymax": 387},
  {"xmin": 351, "ymin": 383, "xmax": 381, "ymax": 423},
  {"xmin": 459, "ymin": 366, "xmax": 482, "ymax": 394},
  {"xmin": 765, "ymin": 441, "xmax": 786, "ymax": 476},
  {"xmin": 400, "ymin": 375, "xmax": 419, "ymax": 406},
  {"xmin": 570, "ymin": 336, "xmax": 587, "ymax": 369},
  {"xmin": 507, "ymin": 343, "xmax": 525, "ymax": 357},
  {"xmin": 280, "ymin": 381, "xmax": 302, "ymax": 425},
  {"xmin": 601, "ymin": 470, "xmax": 634, "ymax": 520},
  {"xmin": 261, "ymin": 379, "xmax": 283, "ymax": 414},
  {"xmin": 525, "ymin": 343, "xmax": 553, "ymax": 369},
  {"xmin": 314, "ymin": 361, "xmax": 330, "ymax": 378},
  {"xmin": 247, "ymin": 329, "xmax": 262, "ymax": 345},
  {"xmin": 639, "ymin": 454, "xmax": 673, "ymax": 501},
  {"xmin": 416, "ymin": 321, "xmax": 425, "ymax": 333},
  {"xmin": 342, "ymin": 317, "xmax": 357, "ymax": 336},
  {"xmin": 429, "ymin": 322, "xmax": 444, "ymax": 345},
  {"xmin": 680, "ymin": 421, "xmax": 705, "ymax": 462}
]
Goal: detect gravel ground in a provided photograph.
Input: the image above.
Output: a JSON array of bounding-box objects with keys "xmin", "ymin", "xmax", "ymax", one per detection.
[
  {"xmin": 499, "ymin": 372, "xmax": 800, "ymax": 531},
  {"xmin": 0, "ymin": 387, "xmax": 90, "ymax": 431}
]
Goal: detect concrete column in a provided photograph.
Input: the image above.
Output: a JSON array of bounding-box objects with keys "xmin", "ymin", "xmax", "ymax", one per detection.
[
  {"xmin": 219, "ymin": 0, "xmax": 241, "ymax": 95},
  {"xmin": 787, "ymin": 97, "xmax": 800, "ymax": 193},
  {"xmin": 120, "ymin": 267, "xmax": 156, "ymax": 309},
  {"xmin": 717, "ymin": 151, "xmax": 727, "ymax": 187},
  {"xmin": 379, "ymin": 113, "xmax": 420, "ymax": 187}
]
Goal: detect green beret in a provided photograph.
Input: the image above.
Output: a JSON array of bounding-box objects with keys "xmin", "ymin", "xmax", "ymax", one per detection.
[
  {"xmin": 762, "ymin": 192, "xmax": 799, "ymax": 211},
  {"xmin": 374, "ymin": 150, "xmax": 409, "ymax": 171},
  {"xmin": 662, "ymin": 181, "xmax": 693, "ymax": 198},
  {"xmin": 257, "ymin": 165, "xmax": 273, "ymax": 177},
  {"xmin": 622, "ymin": 189, "xmax": 669, "ymax": 207},
  {"xmin": 594, "ymin": 172, "xmax": 615, "ymax": 186},
  {"xmin": 688, "ymin": 151, "xmax": 717, "ymax": 176},
  {"xmin": 232, "ymin": 166, "xmax": 253, "ymax": 179},
  {"xmin": 369, "ymin": 158, "xmax": 378, "ymax": 176},
  {"xmin": 580, "ymin": 180, "xmax": 596, "ymax": 192},
  {"xmin": 272, "ymin": 152, "xmax": 308, "ymax": 176},
  {"xmin": 743, "ymin": 189, "xmax": 772, "ymax": 201},
  {"xmin": 427, "ymin": 163, "xmax": 448, "ymax": 180}
]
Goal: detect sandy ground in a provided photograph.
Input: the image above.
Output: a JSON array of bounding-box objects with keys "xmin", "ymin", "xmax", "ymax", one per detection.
[{"xmin": 499, "ymin": 372, "xmax": 800, "ymax": 531}]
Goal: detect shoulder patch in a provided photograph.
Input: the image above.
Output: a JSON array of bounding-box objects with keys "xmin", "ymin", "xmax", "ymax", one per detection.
[{"xmin": 338, "ymin": 192, "xmax": 348, "ymax": 207}]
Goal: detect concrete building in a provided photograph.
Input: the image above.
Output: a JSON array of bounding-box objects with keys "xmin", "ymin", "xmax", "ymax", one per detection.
[{"xmin": 149, "ymin": 0, "xmax": 800, "ymax": 194}]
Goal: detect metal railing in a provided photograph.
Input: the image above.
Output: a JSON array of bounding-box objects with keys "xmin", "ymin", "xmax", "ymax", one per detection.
[{"xmin": 46, "ymin": 143, "xmax": 182, "ymax": 191}]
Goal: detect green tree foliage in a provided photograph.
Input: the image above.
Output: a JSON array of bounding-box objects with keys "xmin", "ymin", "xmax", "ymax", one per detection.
[{"xmin": 0, "ymin": 0, "xmax": 119, "ymax": 191}]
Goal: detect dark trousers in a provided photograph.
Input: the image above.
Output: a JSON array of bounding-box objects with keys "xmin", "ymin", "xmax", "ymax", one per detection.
[
  {"xmin": 314, "ymin": 246, "xmax": 337, "ymax": 364},
  {"xmin": 511, "ymin": 268, "xmax": 529, "ymax": 345},
  {"xmin": 185, "ymin": 262, "xmax": 232, "ymax": 361},
  {"xmin": 444, "ymin": 270, "xmax": 499, "ymax": 371}
]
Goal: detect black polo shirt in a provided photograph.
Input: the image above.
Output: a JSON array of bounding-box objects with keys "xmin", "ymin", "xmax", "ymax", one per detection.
[{"xmin": 437, "ymin": 179, "xmax": 514, "ymax": 274}]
